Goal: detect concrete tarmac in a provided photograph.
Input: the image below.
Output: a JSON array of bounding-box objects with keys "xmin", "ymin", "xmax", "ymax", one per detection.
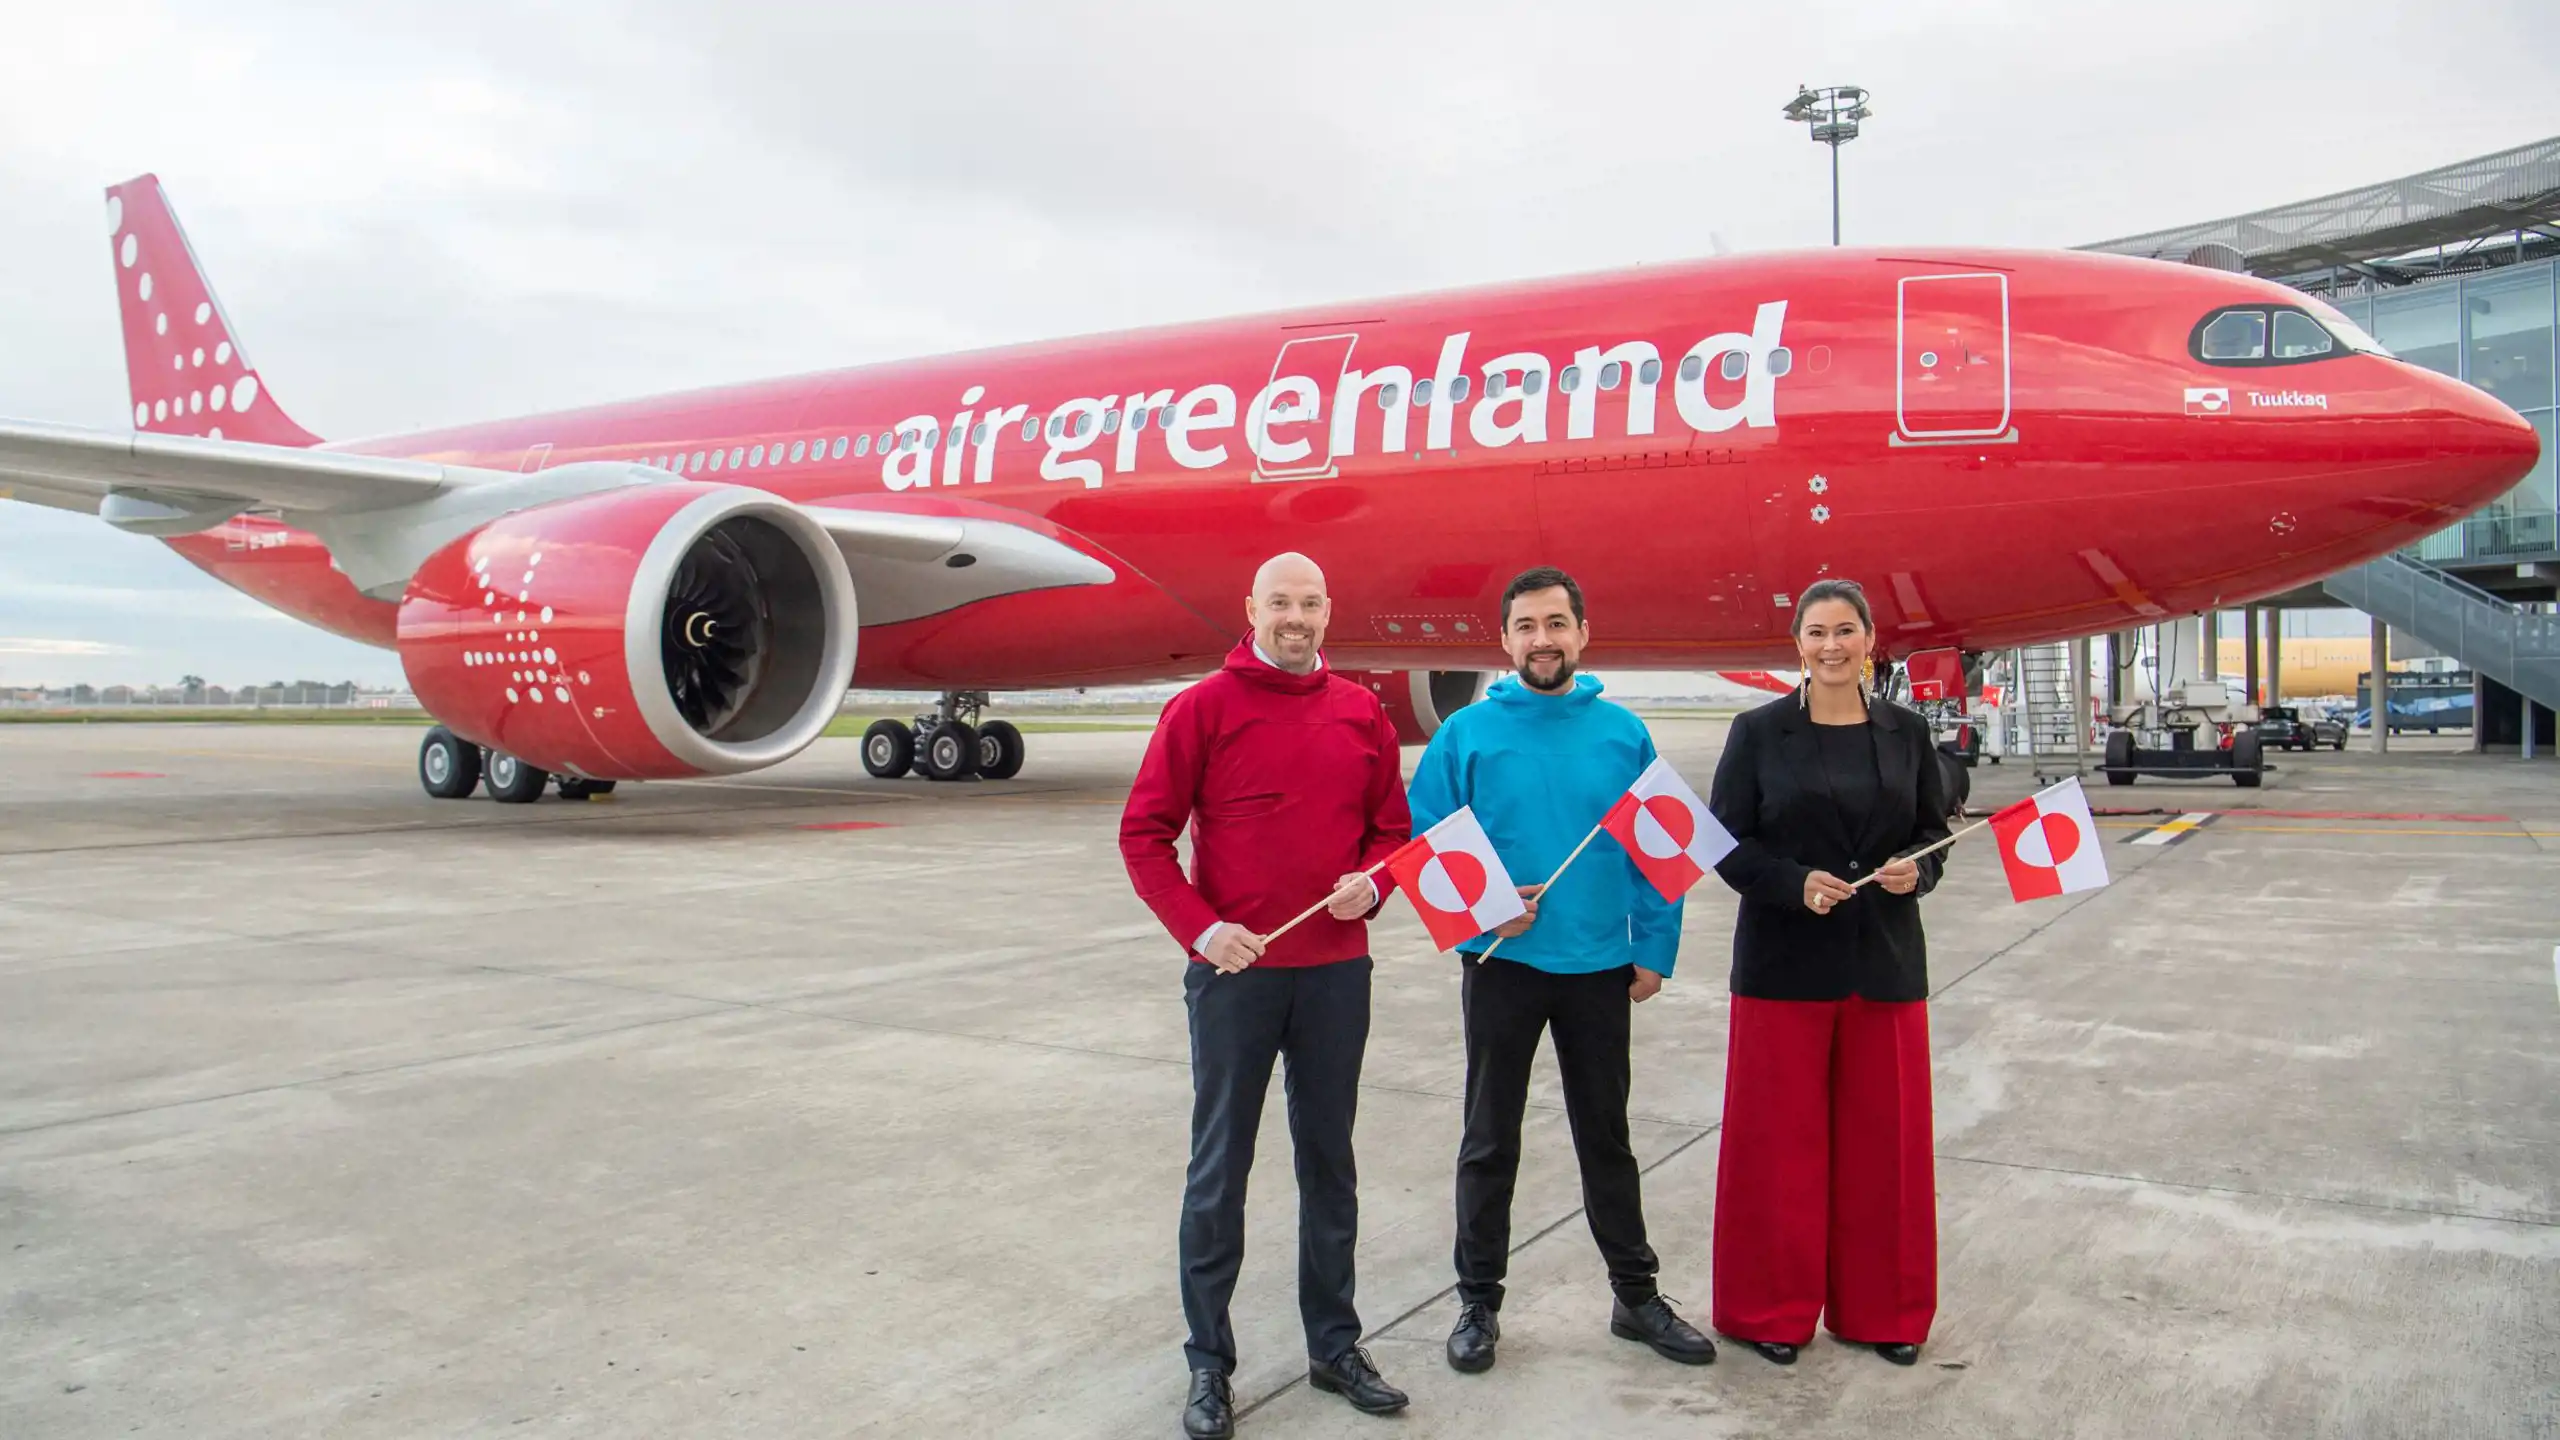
[{"xmin": 1, "ymin": 717, "xmax": 2555, "ymax": 1438}]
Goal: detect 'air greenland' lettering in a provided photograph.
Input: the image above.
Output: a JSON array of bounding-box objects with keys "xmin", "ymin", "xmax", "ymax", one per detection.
[{"xmin": 878, "ymin": 302, "xmax": 1792, "ymax": 493}]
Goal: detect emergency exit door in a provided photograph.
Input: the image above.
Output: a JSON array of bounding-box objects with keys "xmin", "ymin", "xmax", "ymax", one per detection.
[
  {"xmin": 1896, "ymin": 273, "xmax": 2011, "ymax": 440},
  {"xmin": 1255, "ymin": 332, "xmax": 1358, "ymax": 481}
]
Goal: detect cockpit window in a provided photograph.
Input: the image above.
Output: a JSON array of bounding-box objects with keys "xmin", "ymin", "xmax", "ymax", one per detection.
[
  {"xmin": 2200, "ymin": 310, "xmax": 2268, "ymax": 361},
  {"xmin": 2272, "ymin": 311, "xmax": 2333, "ymax": 359},
  {"xmin": 2192, "ymin": 303, "xmax": 2382, "ymax": 366},
  {"xmin": 2301, "ymin": 295, "xmax": 2392, "ymax": 356}
]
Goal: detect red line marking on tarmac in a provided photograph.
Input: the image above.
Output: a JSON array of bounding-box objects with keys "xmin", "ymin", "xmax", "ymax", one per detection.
[
  {"xmin": 2216, "ymin": 810, "xmax": 2513, "ymax": 823},
  {"xmin": 86, "ymin": 771, "xmax": 167, "ymax": 779},
  {"xmin": 799, "ymin": 820, "xmax": 894, "ymax": 832}
]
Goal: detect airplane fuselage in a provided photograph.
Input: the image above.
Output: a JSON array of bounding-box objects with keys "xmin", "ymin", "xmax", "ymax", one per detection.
[{"xmin": 166, "ymin": 247, "xmax": 2534, "ymax": 689}]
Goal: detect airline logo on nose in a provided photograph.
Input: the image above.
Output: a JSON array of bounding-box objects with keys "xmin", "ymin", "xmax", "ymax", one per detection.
[{"xmin": 2184, "ymin": 387, "xmax": 2231, "ymax": 416}]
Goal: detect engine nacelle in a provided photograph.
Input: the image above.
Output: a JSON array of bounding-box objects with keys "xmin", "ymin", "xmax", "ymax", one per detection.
[
  {"xmin": 1340, "ymin": 669, "xmax": 1491, "ymax": 746},
  {"xmin": 399, "ymin": 483, "xmax": 857, "ymax": 779}
]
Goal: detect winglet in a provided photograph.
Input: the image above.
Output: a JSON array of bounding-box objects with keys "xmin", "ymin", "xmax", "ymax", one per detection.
[{"xmin": 105, "ymin": 174, "xmax": 320, "ymax": 448}]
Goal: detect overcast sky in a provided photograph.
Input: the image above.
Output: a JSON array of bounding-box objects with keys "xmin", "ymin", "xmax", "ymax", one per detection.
[{"xmin": 2, "ymin": 0, "xmax": 2554, "ymax": 687}]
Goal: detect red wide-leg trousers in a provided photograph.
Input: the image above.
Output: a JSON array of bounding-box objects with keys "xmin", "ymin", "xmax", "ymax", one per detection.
[{"xmin": 1711, "ymin": 994, "xmax": 1937, "ymax": 1346}]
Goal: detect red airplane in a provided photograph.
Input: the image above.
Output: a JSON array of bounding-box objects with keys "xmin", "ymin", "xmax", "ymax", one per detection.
[{"xmin": 0, "ymin": 176, "xmax": 2538, "ymax": 802}]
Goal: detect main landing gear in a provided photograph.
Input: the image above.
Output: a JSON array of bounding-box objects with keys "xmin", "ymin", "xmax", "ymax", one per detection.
[
  {"xmin": 417, "ymin": 726, "xmax": 619, "ymax": 804},
  {"xmin": 860, "ymin": 690, "xmax": 1026, "ymax": 783}
]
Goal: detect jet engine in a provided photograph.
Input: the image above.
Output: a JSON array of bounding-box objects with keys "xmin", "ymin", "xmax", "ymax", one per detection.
[
  {"xmin": 398, "ymin": 482, "xmax": 858, "ymax": 780},
  {"xmin": 1340, "ymin": 669, "xmax": 1490, "ymax": 746}
]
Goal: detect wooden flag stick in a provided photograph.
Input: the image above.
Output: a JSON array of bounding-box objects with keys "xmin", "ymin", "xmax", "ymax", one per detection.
[
  {"xmin": 1845, "ymin": 815, "xmax": 1992, "ymax": 890},
  {"xmin": 1259, "ymin": 854, "xmax": 1399, "ymax": 947},
  {"xmin": 1476, "ymin": 819, "xmax": 1608, "ymax": 963}
]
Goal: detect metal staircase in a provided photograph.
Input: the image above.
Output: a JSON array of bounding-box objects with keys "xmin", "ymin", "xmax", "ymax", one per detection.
[
  {"xmin": 2321, "ymin": 553, "xmax": 2560, "ymax": 714},
  {"xmin": 2011, "ymin": 641, "xmax": 2088, "ymax": 780}
]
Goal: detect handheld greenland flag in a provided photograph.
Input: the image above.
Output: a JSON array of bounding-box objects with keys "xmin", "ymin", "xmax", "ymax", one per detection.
[
  {"xmin": 1601, "ymin": 756, "xmax": 1739, "ymax": 902},
  {"xmin": 1385, "ymin": 807, "xmax": 1528, "ymax": 951},
  {"xmin": 1989, "ymin": 777, "xmax": 2109, "ymax": 901}
]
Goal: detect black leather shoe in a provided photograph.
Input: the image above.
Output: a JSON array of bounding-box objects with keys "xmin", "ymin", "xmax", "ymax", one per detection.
[
  {"xmin": 1182, "ymin": 1369, "xmax": 1233, "ymax": 1440},
  {"xmin": 1719, "ymin": 1334, "xmax": 1797, "ymax": 1366},
  {"xmin": 1447, "ymin": 1302, "xmax": 1500, "ymax": 1373},
  {"xmin": 1873, "ymin": 1342, "xmax": 1920, "ymax": 1366},
  {"xmin": 1610, "ymin": 1295, "xmax": 1716, "ymax": 1365},
  {"xmin": 1308, "ymin": 1345, "xmax": 1409, "ymax": 1415}
]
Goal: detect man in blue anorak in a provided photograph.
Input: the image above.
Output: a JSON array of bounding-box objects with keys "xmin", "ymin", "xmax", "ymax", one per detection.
[{"xmin": 1407, "ymin": 566, "xmax": 1714, "ymax": 1375}]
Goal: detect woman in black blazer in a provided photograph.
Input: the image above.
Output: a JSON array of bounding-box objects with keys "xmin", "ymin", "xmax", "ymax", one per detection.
[{"xmin": 1705, "ymin": 578, "xmax": 1952, "ymax": 1368}]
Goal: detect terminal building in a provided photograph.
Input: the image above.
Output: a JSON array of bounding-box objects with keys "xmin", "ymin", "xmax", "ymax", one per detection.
[{"xmin": 2082, "ymin": 136, "xmax": 2559, "ymax": 751}]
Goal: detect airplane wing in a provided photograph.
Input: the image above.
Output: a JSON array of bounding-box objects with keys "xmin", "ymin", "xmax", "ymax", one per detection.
[
  {"xmin": 802, "ymin": 506, "xmax": 1114, "ymax": 626},
  {"xmin": 0, "ymin": 419, "xmax": 471, "ymax": 528},
  {"xmin": 0, "ymin": 417, "xmax": 1110, "ymax": 622}
]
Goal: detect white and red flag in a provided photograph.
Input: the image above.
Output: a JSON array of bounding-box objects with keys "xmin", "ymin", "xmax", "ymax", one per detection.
[
  {"xmin": 1385, "ymin": 808, "xmax": 1528, "ymax": 951},
  {"xmin": 1988, "ymin": 777, "xmax": 2110, "ymax": 901},
  {"xmin": 1600, "ymin": 756, "xmax": 1738, "ymax": 902}
]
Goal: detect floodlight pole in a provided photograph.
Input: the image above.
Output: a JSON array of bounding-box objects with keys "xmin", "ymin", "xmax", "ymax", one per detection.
[
  {"xmin": 1831, "ymin": 141, "xmax": 1841, "ymax": 247},
  {"xmin": 1784, "ymin": 85, "xmax": 1871, "ymax": 248}
]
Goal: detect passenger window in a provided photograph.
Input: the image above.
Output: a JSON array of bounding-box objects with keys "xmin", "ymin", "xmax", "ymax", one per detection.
[
  {"xmin": 1132, "ymin": 407, "xmax": 1150, "ymax": 431},
  {"xmin": 2200, "ymin": 310, "xmax": 2269, "ymax": 361},
  {"xmin": 1048, "ymin": 413, "xmax": 1064, "ymax": 439},
  {"xmin": 790, "ymin": 440, "xmax": 806, "ymax": 463},
  {"xmin": 1449, "ymin": 374, "xmax": 1471, "ymax": 403},
  {"xmin": 855, "ymin": 434, "xmax": 872, "ymax": 457},
  {"xmin": 689, "ymin": 452, "xmax": 706, "ymax": 472},
  {"xmin": 1524, "ymin": 369, "xmax": 1543, "ymax": 396},
  {"xmin": 1559, "ymin": 365, "xmax": 1581, "ymax": 393},
  {"xmin": 832, "ymin": 436, "xmax": 848, "ymax": 459},
  {"xmin": 1487, "ymin": 373, "xmax": 1508, "ymax": 400},
  {"xmin": 749, "ymin": 445, "xmax": 765, "ymax": 467},
  {"xmin": 1679, "ymin": 355, "xmax": 1703, "ymax": 382},
  {"xmin": 876, "ymin": 431, "xmax": 894, "ymax": 453},
  {"xmin": 947, "ymin": 426, "xmax": 964, "ymax": 450},
  {"xmin": 1103, "ymin": 409, "xmax": 1122, "ymax": 434},
  {"xmin": 2273, "ymin": 311, "xmax": 2334, "ymax": 359},
  {"xmin": 1022, "ymin": 416, "xmax": 1040, "ymax": 441},
  {"xmin": 1413, "ymin": 378, "xmax": 1435, "ymax": 407},
  {"xmin": 709, "ymin": 449, "xmax": 726, "ymax": 472},
  {"xmin": 728, "ymin": 447, "xmax": 745, "ymax": 468},
  {"xmin": 1600, "ymin": 362, "xmax": 1623, "ymax": 391},
  {"xmin": 972, "ymin": 422, "xmax": 989, "ymax": 444},
  {"xmin": 1720, "ymin": 350, "xmax": 1748, "ymax": 381},
  {"xmin": 1769, "ymin": 346, "xmax": 1794, "ymax": 377}
]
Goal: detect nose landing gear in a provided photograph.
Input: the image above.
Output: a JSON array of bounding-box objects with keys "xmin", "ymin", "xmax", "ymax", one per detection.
[{"xmin": 859, "ymin": 690, "xmax": 1028, "ymax": 782}]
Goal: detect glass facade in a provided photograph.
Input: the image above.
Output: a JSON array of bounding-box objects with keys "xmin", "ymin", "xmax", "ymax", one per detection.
[{"xmin": 2344, "ymin": 258, "xmax": 2560, "ymax": 564}]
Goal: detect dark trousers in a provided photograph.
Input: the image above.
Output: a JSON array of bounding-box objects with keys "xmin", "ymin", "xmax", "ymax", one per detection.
[
  {"xmin": 1454, "ymin": 956, "xmax": 1659, "ymax": 1310},
  {"xmin": 1179, "ymin": 957, "xmax": 1371, "ymax": 1375}
]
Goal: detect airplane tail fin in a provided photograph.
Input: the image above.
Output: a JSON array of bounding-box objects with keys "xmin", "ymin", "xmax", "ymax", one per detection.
[{"xmin": 105, "ymin": 174, "xmax": 321, "ymax": 448}]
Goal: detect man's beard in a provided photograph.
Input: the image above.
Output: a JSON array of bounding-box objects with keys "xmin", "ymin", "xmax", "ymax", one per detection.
[{"xmin": 1516, "ymin": 652, "xmax": 1577, "ymax": 692}]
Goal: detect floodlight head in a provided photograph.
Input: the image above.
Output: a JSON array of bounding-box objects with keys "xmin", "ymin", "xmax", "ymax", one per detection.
[{"xmin": 1783, "ymin": 84, "xmax": 1872, "ymax": 148}]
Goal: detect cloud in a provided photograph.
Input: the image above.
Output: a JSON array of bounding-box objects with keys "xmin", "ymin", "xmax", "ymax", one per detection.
[{"xmin": 0, "ymin": 637, "xmax": 127, "ymax": 656}]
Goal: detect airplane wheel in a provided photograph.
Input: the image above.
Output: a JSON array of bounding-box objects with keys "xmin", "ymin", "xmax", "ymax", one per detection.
[
  {"xmin": 2229, "ymin": 730, "xmax": 2264, "ymax": 788},
  {"xmin": 420, "ymin": 727, "xmax": 481, "ymax": 800},
  {"xmin": 862, "ymin": 719, "xmax": 915, "ymax": 779},
  {"xmin": 485, "ymin": 751, "xmax": 550, "ymax": 803},
  {"xmin": 2333, "ymin": 736, "xmax": 2346, "ymax": 751},
  {"xmin": 557, "ymin": 777, "xmax": 616, "ymax": 801},
  {"xmin": 2103, "ymin": 730, "xmax": 2136, "ymax": 787},
  {"xmin": 977, "ymin": 720, "xmax": 1027, "ymax": 780},
  {"xmin": 917, "ymin": 721, "xmax": 980, "ymax": 781}
]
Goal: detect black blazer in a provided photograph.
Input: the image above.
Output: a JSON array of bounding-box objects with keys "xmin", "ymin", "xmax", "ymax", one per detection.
[{"xmin": 1707, "ymin": 693, "xmax": 1954, "ymax": 1002}]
